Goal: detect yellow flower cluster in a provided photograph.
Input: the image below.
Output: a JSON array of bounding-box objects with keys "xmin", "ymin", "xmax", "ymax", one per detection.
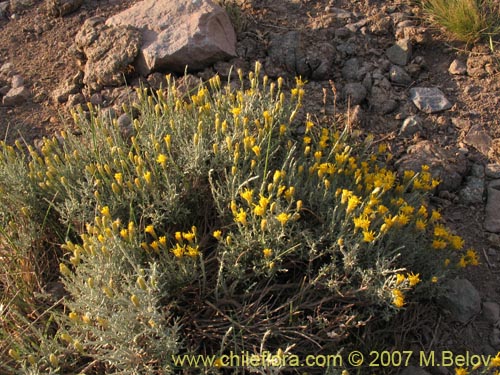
[
  {"xmin": 170, "ymin": 227, "xmax": 199, "ymax": 259},
  {"xmin": 390, "ymin": 272, "xmax": 422, "ymax": 308},
  {"xmin": 432, "ymin": 224, "xmax": 465, "ymax": 251},
  {"xmin": 411, "ymin": 165, "xmax": 440, "ymax": 191}
]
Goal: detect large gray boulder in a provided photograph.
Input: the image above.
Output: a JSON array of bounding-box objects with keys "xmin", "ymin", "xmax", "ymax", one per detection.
[{"xmin": 106, "ymin": 0, "xmax": 237, "ymax": 75}]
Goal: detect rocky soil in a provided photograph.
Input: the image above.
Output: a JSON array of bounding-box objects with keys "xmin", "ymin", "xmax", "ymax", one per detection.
[{"xmin": 1, "ymin": 0, "xmax": 500, "ymax": 373}]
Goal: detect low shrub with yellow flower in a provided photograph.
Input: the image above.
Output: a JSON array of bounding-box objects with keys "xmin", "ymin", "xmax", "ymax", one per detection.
[{"xmin": 0, "ymin": 63, "xmax": 478, "ymax": 373}]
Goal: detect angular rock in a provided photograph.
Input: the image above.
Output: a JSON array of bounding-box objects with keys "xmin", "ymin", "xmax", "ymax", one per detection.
[
  {"xmin": 482, "ymin": 302, "xmax": 500, "ymax": 324},
  {"xmin": 0, "ymin": 62, "xmax": 15, "ymax": 77},
  {"xmin": 214, "ymin": 58, "xmax": 246, "ymax": 79},
  {"xmin": 464, "ymin": 125, "xmax": 493, "ymax": 156},
  {"xmin": 395, "ymin": 25, "xmax": 427, "ymax": 44},
  {"xmin": 46, "ymin": 0, "xmax": 83, "ymax": 17},
  {"xmin": 459, "ymin": 176, "xmax": 484, "ymax": 205},
  {"xmin": 485, "ymin": 180, "xmax": 500, "ymax": 233},
  {"xmin": 106, "ymin": 0, "xmax": 236, "ymax": 75},
  {"xmin": 52, "ymin": 75, "xmax": 82, "ymax": 104},
  {"xmin": 368, "ymin": 13, "xmax": 391, "ymax": 35},
  {"xmin": 9, "ymin": 0, "xmax": 33, "ymax": 12},
  {"xmin": 362, "ymin": 72, "xmax": 372, "ymax": 91},
  {"xmin": 399, "ymin": 366, "xmax": 431, "ymax": 375},
  {"xmin": 486, "ymin": 164, "xmax": 500, "ymax": 179},
  {"xmin": 266, "ymin": 32, "xmax": 335, "ymax": 79},
  {"xmin": 467, "ymin": 54, "xmax": 496, "ymax": 78},
  {"xmin": 389, "ymin": 64, "xmax": 411, "ymax": 85},
  {"xmin": 66, "ymin": 92, "xmax": 85, "ymax": 107},
  {"xmin": 345, "ymin": 19, "xmax": 368, "ymax": 33},
  {"xmin": 400, "ymin": 115, "xmax": 421, "ymax": 137},
  {"xmin": 491, "ymin": 328, "xmax": 500, "ymax": 348},
  {"xmin": 344, "ymin": 82, "xmax": 367, "ymax": 105},
  {"xmin": 471, "ymin": 163, "xmax": 485, "ymax": 178},
  {"xmin": 310, "ymin": 43, "xmax": 336, "ymax": 80},
  {"xmin": 396, "ymin": 140, "xmax": 467, "ymax": 191},
  {"xmin": 386, "ymin": 38, "xmax": 412, "ymax": 66},
  {"xmin": 327, "ymin": 7, "xmax": 351, "ymax": 19},
  {"xmin": 146, "ymin": 72, "xmax": 167, "ymax": 90},
  {"xmin": 117, "ymin": 113, "xmax": 131, "ymax": 129},
  {"xmin": 2, "ymin": 86, "xmax": 30, "ymax": 105},
  {"xmin": 336, "ymin": 40, "xmax": 358, "ymax": 56},
  {"xmin": 341, "ymin": 57, "xmax": 362, "ymax": 81},
  {"xmin": 89, "ymin": 92, "xmax": 103, "ymax": 106},
  {"xmin": 409, "ymin": 87, "xmax": 452, "ymax": 113},
  {"xmin": 369, "ymin": 85, "xmax": 398, "ymax": 114},
  {"xmin": 334, "ymin": 27, "xmax": 351, "ymax": 39},
  {"xmin": 10, "ymin": 74, "xmax": 24, "ymax": 88},
  {"xmin": 448, "ymin": 59, "xmax": 467, "ymax": 75},
  {"xmin": 75, "ymin": 17, "xmax": 141, "ymax": 92},
  {"xmin": 438, "ymin": 279, "xmax": 481, "ymax": 323},
  {"xmin": 0, "ymin": 1, "xmax": 9, "ymax": 18}
]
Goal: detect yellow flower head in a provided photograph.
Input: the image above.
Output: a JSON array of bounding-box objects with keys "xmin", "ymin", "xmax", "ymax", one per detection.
[
  {"xmin": 395, "ymin": 214, "xmax": 410, "ymax": 226},
  {"xmin": 434, "ymin": 225, "xmax": 449, "ymax": 238},
  {"xmin": 263, "ymin": 248, "xmax": 273, "ymax": 258},
  {"xmin": 171, "ymin": 243, "xmax": 184, "ymax": 258},
  {"xmin": 396, "ymin": 274, "xmax": 406, "ymax": 285},
  {"xmin": 252, "ymin": 145, "xmax": 261, "ymax": 157},
  {"xmin": 417, "ymin": 205, "xmax": 428, "ymax": 217},
  {"xmin": 234, "ymin": 209, "xmax": 247, "ymax": 226},
  {"xmin": 407, "ymin": 272, "xmax": 421, "ymax": 287},
  {"xmin": 362, "ymin": 230, "xmax": 376, "ymax": 243},
  {"xmin": 450, "ymin": 235, "xmax": 464, "ymax": 250},
  {"xmin": 254, "ymin": 205, "xmax": 265, "ymax": 216},
  {"xmin": 400, "ymin": 205, "xmax": 415, "ymax": 215},
  {"xmin": 392, "ymin": 289, "xmax": 405, "ymax": 308},
  {"xmin": 145, "ymin": 225, "xmax": 156, "ymax": 238},
  {"xmin": 346, "ymin": 195, "xmax": 361, "ymax": 213},
  {"xmin": 415, "ymin": 219, "xmax": 426, "ymax": 231},
  {"xmin": 182, "ymin": 231, "xmax": 196, "ymax": 243},
  {"xmin": 284, "ymin": 186, "xmax": 295, "ymax": 201},
  {"xmin": 432, "ymin": 239, "xmax": 447, "ymax": 250},
  {"xmin": 430, "ymin": 210, "xmax": 441, "ymax": 222},
  {"xmin": 213, "ymin": 230, "xmax": 222, "ymax": 240},
  {"xmin": 240, "ymin": 188, "xmax": 253, "ymax": 206},
  {"xmin": 489, "ymin": 353, "xmax": 500, "ymax": 368},
  {"xmin": 454, "ymin": 367, "xmax": 469, "ymax": 375},
  {"xmin": 276, "ymin": 212, "xmax": 291, "ymax": 226},
  {"xmin": 465, "ymin": 249, "xmax": 479, "ymax": 266},
  {"xmin": 150, "ymin": 241, "xmax": 160, "ymax": 253},
  {"xmin": 377, "ymin": 205, "xmax": 389, "ymax": 215},
  {"xmin": 187, "ymin": 245, "xmax": 199, "ymax": 257},
  {"xmin": 159, "ymin": 236, "xmax": 167, "ymax": 246},
  {"xmin": 156, "ymin": 154, "xmax": 167, "ymax": 167},
  {"xmin": 353, "ymin": 215, "xmax": 371, "ymax": 231},
  {"xmin": 279, "ymin": 124, "xmax": 287, "ymax": 135},
  {"xmin": 259, "ymin": 195, "xmax": 270, "ymax": 211},
  {"xmin": 100, "ymin": 205, "xmax": 110, "ymax": 218}
]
